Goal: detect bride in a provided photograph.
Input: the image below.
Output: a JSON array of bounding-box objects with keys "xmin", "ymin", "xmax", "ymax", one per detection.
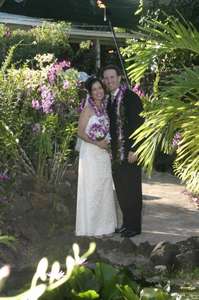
[{"xmin": 76, "ymin": 77, "xmax": 117, "ymax": 236}]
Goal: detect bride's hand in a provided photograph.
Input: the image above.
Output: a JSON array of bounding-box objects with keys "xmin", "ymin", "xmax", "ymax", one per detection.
[{"xmin": 96, "ymin": 139, "xmax": 109, "ymax": 150}]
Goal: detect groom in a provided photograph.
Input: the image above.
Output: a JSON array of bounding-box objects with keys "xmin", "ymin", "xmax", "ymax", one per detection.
[{"xmin": 101, "ymin": 65, "xmax": 144, "ymax": 238}]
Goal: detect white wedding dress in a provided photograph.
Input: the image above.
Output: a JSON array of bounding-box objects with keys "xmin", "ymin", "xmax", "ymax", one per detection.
[{"xmin": 76, "ymin": 114, "xmax": 117, "ymax": 236}]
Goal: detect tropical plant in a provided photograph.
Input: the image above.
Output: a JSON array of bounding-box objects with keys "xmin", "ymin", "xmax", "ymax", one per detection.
[
  {"xmin": 0, "ymin": 243, "xmax": 96, "ymax": 300},
  {"xmin": 0, "ymin": 50, "xmax": 81, "ymax": 183},
  {"xmin": 121, "ymin": 14, "xmax": 199, "ymax": 194},
  {"xmin": 0, "ymin": 235, "xmax": 16, "ymax": 250},
  {"xmin": 0, "ymin": 242, "xmax": 186, "ymax": 300}
]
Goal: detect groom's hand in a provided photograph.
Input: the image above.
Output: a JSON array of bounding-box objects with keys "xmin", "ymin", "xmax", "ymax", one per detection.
[{"xmin": 128, "ymin": 151, "xmax": 137, "ymax": 163}]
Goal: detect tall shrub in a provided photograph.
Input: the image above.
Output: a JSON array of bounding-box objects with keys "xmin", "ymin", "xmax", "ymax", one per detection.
[{"xmin": 121, "ymin": 15, "xmax": 199, "ymax": 194}]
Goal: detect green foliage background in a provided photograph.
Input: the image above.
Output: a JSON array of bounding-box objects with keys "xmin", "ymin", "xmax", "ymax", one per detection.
[
  {"xmin": 122, "ymin": 14, "xmax": 199, "ymax": 194},
  {"xmin": 0, "ymin": 22, "xmax": 73, "ymax": 67}
]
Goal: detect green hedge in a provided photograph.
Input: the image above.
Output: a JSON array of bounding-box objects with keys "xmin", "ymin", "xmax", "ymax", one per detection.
[{"xmin": 0, "ymin": 22, "xmax": 74, "ymax": 67}]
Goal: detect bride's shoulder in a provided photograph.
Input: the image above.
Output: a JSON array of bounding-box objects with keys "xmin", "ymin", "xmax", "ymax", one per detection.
[{"xmin": 81, "ymin": 103, "xmax": 93, "ymax": 117}]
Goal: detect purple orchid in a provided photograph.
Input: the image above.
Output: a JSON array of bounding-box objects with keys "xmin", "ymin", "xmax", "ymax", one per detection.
[
  {"xmin": 40, "ymin": 85, "xmax": 54, "ymax": 114},
  {"xmin": 132, "ymin": 84, "xmax": 145, "ymax": 97},
  {"xmin": 47, "ymin": 60, "xmax": 71, "ymax": 84},
  {"xmin": 172, "ymin": 132, "xmax": 182, "ymax": 148},
  {"xmin": 0, "ymin": 173, "xmax": 9, "ymax": 181},
  {"xmin": 63, "ymin": 80, "xmax": 70, "ymax": 90},
  {"xmin": 32, "ymin": 99, "xmax": 41, "ymax": 110}
]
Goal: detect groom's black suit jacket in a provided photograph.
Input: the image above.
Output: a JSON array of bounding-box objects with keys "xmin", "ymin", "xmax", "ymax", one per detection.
[
  {"xmin": 107, "ymin": 88, "xmax": 144, "ymax": 231},
  {"xmin": 107, "ymin": 88, "xmax": 144, "ymax": 162}
]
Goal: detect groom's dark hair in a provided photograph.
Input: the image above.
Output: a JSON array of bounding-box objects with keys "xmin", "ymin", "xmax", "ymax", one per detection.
[{"xmin": 101, "ymin": 64, "xmax": 122, "ymax": 77}]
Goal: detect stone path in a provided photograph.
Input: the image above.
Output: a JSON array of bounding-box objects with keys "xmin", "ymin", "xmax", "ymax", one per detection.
[{"xmin": 112, "ymin": 171, "xmax": 199, "ymax": 245}]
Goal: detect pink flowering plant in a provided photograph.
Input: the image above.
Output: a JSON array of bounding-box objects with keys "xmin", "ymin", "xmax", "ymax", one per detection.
[{"xmin": 0, "ymin": 52, "xmax": 80, "ymax": 183}]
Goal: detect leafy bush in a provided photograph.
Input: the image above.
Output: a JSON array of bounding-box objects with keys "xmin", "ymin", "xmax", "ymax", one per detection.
[
  {"xmin": 0, "ymin": 50, "xmax": 81, "ymax": 183},
  {"xmin": 122, "ymin": 15, "xmax": 199, "ymax": 194},
  {"xmin": 0, "ymin": 22, "xmax": 74, "ymax": 67}
]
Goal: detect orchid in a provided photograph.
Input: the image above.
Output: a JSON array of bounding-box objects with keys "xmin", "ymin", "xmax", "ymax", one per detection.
[{"xmin": 0, "ymin": 51, "xmax": 80, "ymax": 182}]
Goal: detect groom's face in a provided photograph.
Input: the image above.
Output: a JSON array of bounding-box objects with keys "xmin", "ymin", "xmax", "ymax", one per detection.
[{"xmin": 103, "ymin": 69, "xmax": 121, "ymax": 93}]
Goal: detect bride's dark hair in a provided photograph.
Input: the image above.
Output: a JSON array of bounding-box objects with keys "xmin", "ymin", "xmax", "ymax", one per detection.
[{"xmin": 85, "ymin": 76, "xmax": 105, "ymax": 94}]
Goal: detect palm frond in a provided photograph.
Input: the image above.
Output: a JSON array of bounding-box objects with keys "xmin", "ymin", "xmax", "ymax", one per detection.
[
  {"xmin": 161, "ymin": 66, "xmax": 199, "ymax": 101},
  {"xmin": 141, "ymin": 16, "xmax": 199, "ymax": 54},
  {"xmin": 0, "ymin": 235, "xmax": 16, "ymax": 250},
  {"xmin": 123, "ymin": 14, "xmax": 199, "ymax": 193},
  {"xmin": 122, "ymin": 15, "xmax": 199, "ymax": 83},
  {"xmin": 174, "ymin": 118, "xmax": 199, "ymax": 193}
]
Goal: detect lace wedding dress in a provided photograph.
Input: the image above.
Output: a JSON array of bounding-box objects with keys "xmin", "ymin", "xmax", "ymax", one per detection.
[{"xmin": 75, "ymin": 114, "xmax": 117, "ymax": 236}]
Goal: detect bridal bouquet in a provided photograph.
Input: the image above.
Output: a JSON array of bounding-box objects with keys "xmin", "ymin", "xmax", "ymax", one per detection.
[{"xmin": 86, "ymin": 117, "xmax": 110, "ymax": 142}]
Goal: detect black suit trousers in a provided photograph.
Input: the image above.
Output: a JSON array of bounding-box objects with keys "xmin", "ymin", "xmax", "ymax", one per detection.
[{"xmin": 112, "ymin": 161, "xmax": 142, "ymax": 232}]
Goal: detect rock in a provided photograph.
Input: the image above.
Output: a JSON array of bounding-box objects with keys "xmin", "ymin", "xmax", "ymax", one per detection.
[
  {"xmin": 177, "ymin": 236, "xmax": 199, "ymax": 252},
  {"xmin": 97, "ymin": 247, "xmax": 151, "ymax": 268},
  {"xmin": 138, "ymin": 241, "xmax": 154, "ymax": 256},
  {"xmin": 94, "ymin": 237, "xmax": 137, "ymax": 254},
  {"xmin": 150, "ymin": 241, "xmax": 179, "ymax": 269},
  {"xmin": 176, "ymin": 249, "xmax": 199, "ymax": 269}
]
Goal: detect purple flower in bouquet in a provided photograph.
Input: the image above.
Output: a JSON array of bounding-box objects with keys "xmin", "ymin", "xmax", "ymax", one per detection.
[
  {"xmin": 132, "ymin": 84, "xmax": 145, "ymax": 97},
  {"xmin": 86, "ymin": 115, "xmax": 110, "ymax": 142},
  {"xmin": 32, "ymin": 99, "xmax": 41, "ymax": 110},
  {"xmin": 87, "ymin": 123, "xmax": 107, "ymax": 141},
  {"xmin": 172, "ymin": 132, "xmax": 182, "ymax": 148}
]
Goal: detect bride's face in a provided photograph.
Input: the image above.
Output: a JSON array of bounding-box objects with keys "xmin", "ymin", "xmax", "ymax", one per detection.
[{"xmin": 91, "ymin": 81, "xmax": 105, "ymax": 102}]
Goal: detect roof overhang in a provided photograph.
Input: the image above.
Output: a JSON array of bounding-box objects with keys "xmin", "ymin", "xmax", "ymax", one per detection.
[
  {"xmin": 0, "ymin": 0, "xmax": 140, "ymax": 29},
  {"xmin": 0, "ymin": 12, "xmax": 142, "ymax": 46}
]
